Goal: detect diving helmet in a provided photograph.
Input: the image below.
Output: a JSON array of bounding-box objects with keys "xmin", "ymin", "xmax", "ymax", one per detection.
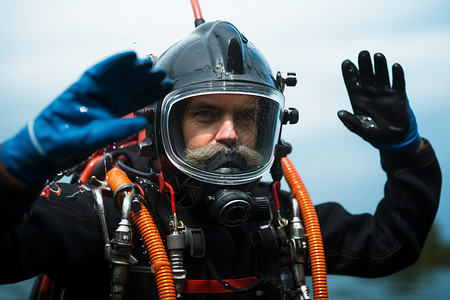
[{"xmin": 140, "ymin": 21, "xmax": 287, "ymax": 209}]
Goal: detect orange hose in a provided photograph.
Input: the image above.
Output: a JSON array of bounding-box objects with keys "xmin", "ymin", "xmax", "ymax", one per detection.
[
  {"xmin": 106, "ymin": 166, "xmax": 132, "ymax": 192},
  {"xmin": 132, "ymin": 206, "xmax": 176, "ymax": 300},
  {"xmin": 106, "ymin": 166, "xmax": 177, "ymax": 300},
  {"xmin": 281, "ymin": 156, "xmax": 329, "ymax": 299}
]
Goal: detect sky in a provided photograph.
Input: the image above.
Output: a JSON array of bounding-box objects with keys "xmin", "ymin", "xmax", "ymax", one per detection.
[{"xmin": 0, "ymin": 0, "xmax": 448, "ymax": 246}]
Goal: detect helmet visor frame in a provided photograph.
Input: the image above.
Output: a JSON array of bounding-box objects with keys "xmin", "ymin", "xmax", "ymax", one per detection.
[{"xmin": 160, "ymin": 81, "xmax": 285, "ymax": 185}]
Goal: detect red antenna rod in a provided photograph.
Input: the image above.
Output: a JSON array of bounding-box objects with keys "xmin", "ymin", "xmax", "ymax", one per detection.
[{"xmin": 190, "ymin": 0, "xmax": 205, "ymax": 27}]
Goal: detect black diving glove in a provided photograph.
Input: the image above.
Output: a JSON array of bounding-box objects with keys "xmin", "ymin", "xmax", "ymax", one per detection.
[{"xmin": 338, "ymin": 50, "xmax": 421, "ymax": 154}]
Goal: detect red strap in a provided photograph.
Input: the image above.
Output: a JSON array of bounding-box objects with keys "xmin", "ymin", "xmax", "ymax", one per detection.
[
  {"xmin": 183, "ymin": 276, "xmax": 259, "ymax": 294},
  {"xmin": 38, "ymin": 274, "xmax": 52, "ymax": 300}
]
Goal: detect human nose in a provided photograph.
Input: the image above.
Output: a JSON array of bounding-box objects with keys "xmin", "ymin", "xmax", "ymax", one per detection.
[{"xmin": 215, "ymin": 117, "xmax": 237, "ymax": 146}]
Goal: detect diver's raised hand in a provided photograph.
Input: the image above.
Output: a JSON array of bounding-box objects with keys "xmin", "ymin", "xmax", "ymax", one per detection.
[
  {"xmin": 337, "ymin": 50, "xmax": 421, "ymax": 154},
  {"xmin": 0, "ymin": 51, "xmax": 172, "ymax": 184}
]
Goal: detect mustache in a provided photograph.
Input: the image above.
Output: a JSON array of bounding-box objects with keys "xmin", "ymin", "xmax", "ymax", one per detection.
[{"xmin": 185, "ymin": 143, "xmax": 263, "ymax": 168}]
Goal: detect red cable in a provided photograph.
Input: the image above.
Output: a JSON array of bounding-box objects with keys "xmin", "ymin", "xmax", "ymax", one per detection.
[
  {"xmin": 38, "ymin": 274, "xmax": 52, "ymax": 300},
  {"xmin": 79, "ymin": 155, "xmax": 102, "ymax": 183},
  {"xmin": 164, "ymin": 182, "xmax": 176, "ymax": 214},
  {"xmin": 271, "ymin": 181, "xmax": 281, "ymax": 211},
  {"xmin": 190, "ymin": 0, "xmax": 203, "ymax": 20}
]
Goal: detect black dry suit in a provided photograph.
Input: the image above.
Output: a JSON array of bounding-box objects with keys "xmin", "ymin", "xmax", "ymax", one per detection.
[{"xmin": 0, "ymin": 137, "xmax": 442, "ymax": 299}]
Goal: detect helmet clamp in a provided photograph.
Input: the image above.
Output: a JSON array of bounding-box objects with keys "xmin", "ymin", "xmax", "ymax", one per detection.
[{"xmin": 276, "ymin": 71, "xmax": 298, "ymax": 92}]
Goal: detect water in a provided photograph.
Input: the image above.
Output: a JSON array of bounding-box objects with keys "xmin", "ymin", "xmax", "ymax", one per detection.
[
  {"xmin": 1, "ymin": 267, "xmax": 449, "ymax": 299},
  {"xmin": 311, "ymin": 267, "xmax": 450, "ymax": 299}
]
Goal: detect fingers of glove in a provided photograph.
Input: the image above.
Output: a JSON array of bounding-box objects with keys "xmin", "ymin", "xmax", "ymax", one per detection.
[
  {"xmin": 374, "ymin": 53, "xmax": 390, "ymax": 88},
  {"xmin": 64, "ymin": 71, "xmax": 171, "ymax": 117},
  {"xmin": 81, "ymin": 117, "xmax": 147, "ymax": 151},
  {"xmin": 34, "ymin": 112, "xmax": 146, "ymax": 166},
  {"xmin": 118, "ymin": 66, "xmax": 169, "ymax": 97},
  {"xmin": 86, "ymin": 51, "xmax": 138, "ymax": 83},
  {"xmin": 132, "ymin": 77, "xmax": 173, "ymax": 109},
  {"xmin": 358, "ymin": 50, "xmax": 375, "ymax": 85},
  {"xmin": 80, "ymin": 54, "xmax": 171, "ymax": 115},
  {"xmin": 341, "ymin": 59, "xmax": 361, "ymax": 93},
  {"xmin": 109, "ymin": 77, "xmax": 172, "ymax": 116},
  {"xmin": 39, "ymin": 89, "xmax": 116, "ymax": 127},
  {"xmin": 337, "ymin": 110, "xmax": 366, "ymax": 139},
  {"xmin": 392, "ymin": 63, "xmax": 406, "ymax": 92}
]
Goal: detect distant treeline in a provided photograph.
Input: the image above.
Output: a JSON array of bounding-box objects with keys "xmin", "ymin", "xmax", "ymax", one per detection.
[{"xmin": 415, "ymin": 223, "xmax": 450, "ymax": 267}]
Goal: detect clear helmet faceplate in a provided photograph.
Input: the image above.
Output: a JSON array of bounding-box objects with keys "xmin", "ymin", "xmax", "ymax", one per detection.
[{"xmin": 159, "ymin": 82, "xmax": 284, "ymax": 186}]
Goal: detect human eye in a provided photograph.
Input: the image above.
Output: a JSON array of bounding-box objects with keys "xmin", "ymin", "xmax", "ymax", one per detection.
[
  {"xmin": 193, "ymin": 109, "xmax": 219, "ymax": 123},
  {"xmin": 235, "ymin": 108, "xmax": 257, "ymax": 125}
]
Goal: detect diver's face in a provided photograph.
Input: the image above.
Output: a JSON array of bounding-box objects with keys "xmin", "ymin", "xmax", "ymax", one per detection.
[{"xmin": 182, "ymin": 94, "xmax": 259, "ymax": 151}]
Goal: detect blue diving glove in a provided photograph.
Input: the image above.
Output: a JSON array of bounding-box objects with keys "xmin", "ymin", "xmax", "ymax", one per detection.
[
  {"xmin": 1, "ymin": 51, "xmax": 172, "ymax": 184},
  {"xmin": 337, "ymin": 51, "xmax": 421, "ymax": 154}
]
